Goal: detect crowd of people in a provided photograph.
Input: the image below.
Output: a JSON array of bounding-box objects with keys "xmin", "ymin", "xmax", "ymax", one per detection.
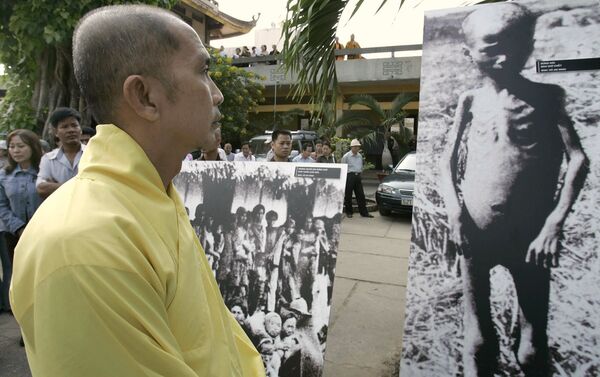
[
  {"xmin": 194, "ymin": 128, "xmax": 374, "ymax": 219},
  {"xmin": 0, "ymin": 107, "xmax": 89, "ymax": 317},
  {"xmin": 220, "ymin": 33, "xmax": 363, "ymax": 67},
  {"xmin": 221, "ymin": 44, "xmax": 281, "ymax": 66},
  {"xmin": 192, "ymin": 202, "xmax": 339, "ymax": 376},
  {"xmin": 193, "ymin": 132, "xmax": 337, "ymax": 165}
]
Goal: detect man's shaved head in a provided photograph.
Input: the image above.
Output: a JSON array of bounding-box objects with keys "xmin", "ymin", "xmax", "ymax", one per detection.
[{"xmin": 73, "ymin": 5, "xmax": 189, "ymax": 123}]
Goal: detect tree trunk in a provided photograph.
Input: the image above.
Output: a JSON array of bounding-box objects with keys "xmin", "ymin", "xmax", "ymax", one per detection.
[
  {"xmin": 33, "ymin": 45, "xmax": 91, "ymax": 135},
  {"xmin": 30, "ymin": 54, "xmax": 42, "ymax": 113},
  {"xmin": 35, "ymin": 49, "xmax": 50, "ymax": 124},
  {"xmin": 69, "ymin": 74, "xmax": 79, "ymax": 110}
]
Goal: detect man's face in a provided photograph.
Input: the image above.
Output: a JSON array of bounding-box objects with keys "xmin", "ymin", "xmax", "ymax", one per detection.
[
  {"xmin": 302, "ymin": 146, "xmax": 312, "ymax": 158},
  {"xmin": 272, "ymin": 134, "xmax": 292, "ymax": 159},
  {"xmin": 286, "ymin": 220, "xmax": 295, "ymax": 234},
  {"xmin": 224, "ymin": 143, "xmax": 232, "ymax": 154},
  {"xmin": 256, "ymin": 208, "xmax": 265, "ymax": 222},
  {"xmin": 55, "ymin": 116, "xmax": 82, "ymax": 147},
  {"xmin": 80, "ymin": 134, "xmax": 92, "ymax": 145},
  {"xmin": 322, "ymin": 145, "xmax": 331, "ymax": 156},
  {"xmin": 230, "ymin": 305, "xmax": 245, "ymax": 324},
  {"xmin": 241, "ymin": 144, "xmax": 251, "ymax": 157},
  {"xmin": 158, "ymin": 25, "xmax": 223, "ymax": 153},
  {"xmin": 282, "ymin": 317, "xmax": 297, "ymax": 337},
  {"xmin": 351, "ymin": 145, "xmax": 360, "ymax": 154}
]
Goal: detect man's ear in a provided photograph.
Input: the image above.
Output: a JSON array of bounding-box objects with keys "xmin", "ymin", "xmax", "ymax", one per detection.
[{"xmin": 122, "ymin": 75, "xmax": 160, "ymax": 122}]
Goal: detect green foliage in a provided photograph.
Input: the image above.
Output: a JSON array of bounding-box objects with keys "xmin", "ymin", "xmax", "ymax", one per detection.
[
  {"xmin": 251, "ymin": 107, "xmax": 305, "ymax": 135},
  {"xmin": 330, "ymin": 136, "xmax": 374, "ymax": 170},
  {"xmin": 0, "ymin": 0, "xmax": 178, "ymax": 133},
  {"xmin": 331, "ymin": 136, "xmax": 351, "ymax": 163},
  {"xmin": 208, "ymin": 49, "xmax": 265, "ymax": 145},
  {"xmin": 282, "ymin": 0, "xmax": 407, "ymax": 120},
  {"xmin": 336, "ymin": 93, "xmax": 414, "ymax": 152},
  {"xmin": 0, "ymin": 73, "xmax": 37, "ymax": 130},
  {"xmin": 311, "ymin": 102, "xmax": 337, "ymax": 140},
  {"xmin": 282, "ymin": 0, "xmax": 345, "ymax": 116}
]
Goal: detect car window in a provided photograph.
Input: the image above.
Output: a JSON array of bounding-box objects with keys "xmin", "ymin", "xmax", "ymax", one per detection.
[
  {"xmin": 292, "ymin": 138, "xmax": 315, "ymax": 154},
  {"xmin": 394, "ymin": 153, "xmax": 416, "ymax": 172},
  {"xmin": 250, "ymin": 139, "xmax": 272, "ymax": 157}
]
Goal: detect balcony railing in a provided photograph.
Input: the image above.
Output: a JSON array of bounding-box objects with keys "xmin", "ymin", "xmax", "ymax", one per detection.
[{"xmin": 229, "ymin": 44, "xmax": 423, "ymax": 66}]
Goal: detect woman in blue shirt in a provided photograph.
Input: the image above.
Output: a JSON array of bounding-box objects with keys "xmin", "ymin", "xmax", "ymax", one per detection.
[{"xmin": 0, "ymin": 129, "xmax": 42, "ymax": 312}]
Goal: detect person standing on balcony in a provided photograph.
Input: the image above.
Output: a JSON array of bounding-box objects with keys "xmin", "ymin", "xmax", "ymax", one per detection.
[
  {"xmin": 345, "ymin": 34, "xmax": 362, "ymax": 60},
  {"xmin": 268, "ymin": 44, "xmax": 279, "ymax": 65},
  {"xmin": 334, "ymin": 37, "xmax": 344, "ymax": 61}
]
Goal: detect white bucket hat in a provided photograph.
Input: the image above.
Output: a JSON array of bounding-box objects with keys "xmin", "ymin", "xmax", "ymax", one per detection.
[{"xmin": 350, "ymin": 139, "xmax": 361, "ymax": 147}]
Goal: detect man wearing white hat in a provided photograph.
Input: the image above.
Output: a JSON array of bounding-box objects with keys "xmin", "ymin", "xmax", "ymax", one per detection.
[{"xmin": 341, "ymin": 139, "xmax": 373, "ymax": 218}]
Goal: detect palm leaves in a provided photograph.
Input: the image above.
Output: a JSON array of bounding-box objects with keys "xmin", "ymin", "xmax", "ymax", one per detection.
[
  {"xmin": 336, "ymin": 93, "xmax": 414, "ymax": 150},
  {"xmin": 282, "ymin": 0, "xmax": 346, "ymax": 110},
  {"xmin": 281, "ymin": 0, "xmax": 407, "ymax": 116}
]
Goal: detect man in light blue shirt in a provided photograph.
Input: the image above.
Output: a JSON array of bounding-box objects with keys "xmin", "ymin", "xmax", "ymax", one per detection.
[
  {"xmin": 36, "ymin": 107, "xmax": 85, "ymax": 199},
  {"xmin": 292, "ymin": 143, "xmax": 315, "ymax": 163},
  {"xmin": 341, "ymin": 139, "xmax": 373, "ymax": 218}
]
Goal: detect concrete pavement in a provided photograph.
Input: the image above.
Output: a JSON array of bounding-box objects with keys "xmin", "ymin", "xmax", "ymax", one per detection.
[
  {"xmin": 323, "ymin": 211, "xmax": 410, "ymax": 377},
  {"xmin": 0, "ymin": 172, "xmax": 411, "ymax": 377},
  {"xmin": 0, "ymin": 313, "xmax": 30, "ymax": 377}
]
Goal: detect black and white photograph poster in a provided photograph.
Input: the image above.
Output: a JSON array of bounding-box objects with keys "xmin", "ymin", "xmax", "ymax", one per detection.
[
  {"xmin": 400, "ymin": 0, "xmax": 600, "ymax": 376},
  {"xmin": 174, "ymin": 161, "xmax": 347, "ymax": 376}
]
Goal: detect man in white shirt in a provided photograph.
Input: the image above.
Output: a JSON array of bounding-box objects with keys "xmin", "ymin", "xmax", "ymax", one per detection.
[
  {"xmin": 234, "ymin": 141, "xmax": 255, "ymax": 162},
  {"xmin": 36, "ymin": 107, "xmax": 85, "ymax": 199},
  {"xmin": 341, "ymin": 139, "xmax": 373, "ymax": 218},
  {"xmin": 292, "ymin": 143, "xmax": 315, "ymax": 163}
]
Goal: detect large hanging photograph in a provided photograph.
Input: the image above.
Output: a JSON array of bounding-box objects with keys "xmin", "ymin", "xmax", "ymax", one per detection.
[
  {"xmin": 400, "ymin": 0, "xmax": 600, "ymax": 376},
  {"xmin": 174, "ymin": 161, "xmax": 347, "ymax": 376}
]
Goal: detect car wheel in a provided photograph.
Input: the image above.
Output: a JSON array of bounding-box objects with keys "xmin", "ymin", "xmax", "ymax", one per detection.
[{"xmin": 378, "ymin": 206, "xmax": 391, "ymax": 216}]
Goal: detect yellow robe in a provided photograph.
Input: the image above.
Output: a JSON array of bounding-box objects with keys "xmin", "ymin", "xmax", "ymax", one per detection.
[{"xmin": 10, "ymin": 124, "xmax": 264, "ymax": 377}]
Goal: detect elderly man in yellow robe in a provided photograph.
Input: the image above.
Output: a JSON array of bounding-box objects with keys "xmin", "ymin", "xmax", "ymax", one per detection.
[{"xmin": 10, "ymin": 5, "xmax": 265, "ymax": 377}]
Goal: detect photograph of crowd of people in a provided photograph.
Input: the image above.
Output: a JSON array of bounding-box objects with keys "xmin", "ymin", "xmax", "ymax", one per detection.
[
  {"xmin": 401, "ymin": 0, "xmax": 600, "ymax": 376},
  {"xmin": 173, "ymin": 161, "xmax": 347, "ymax": 376}
]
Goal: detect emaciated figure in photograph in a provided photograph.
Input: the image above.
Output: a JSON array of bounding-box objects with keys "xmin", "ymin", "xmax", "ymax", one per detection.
[{"xmin": 441, "ymin": 3, "xmax": 589, "ymax": 376}]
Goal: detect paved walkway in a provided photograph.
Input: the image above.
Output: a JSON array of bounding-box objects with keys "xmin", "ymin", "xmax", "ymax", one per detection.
[
  {"xmin": 0, "ymin": 313, "xmax": 30, "ymax": 377},
  {"xmin": 0, "ymin": 172, "xmax": 410, "ymax": 377},
  {"xmin": 324, "ymin": 212, "xmax": 410, "ymax": 377}
]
